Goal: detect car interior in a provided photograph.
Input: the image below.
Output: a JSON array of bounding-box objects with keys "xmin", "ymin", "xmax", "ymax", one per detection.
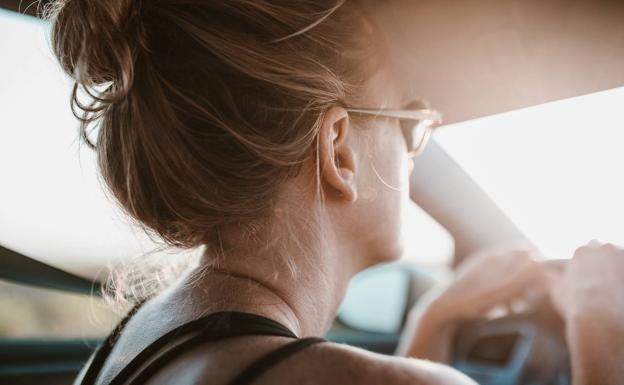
[{"xmin": 1, "ymin": 1, "xmax": 623, "ymax": 385}]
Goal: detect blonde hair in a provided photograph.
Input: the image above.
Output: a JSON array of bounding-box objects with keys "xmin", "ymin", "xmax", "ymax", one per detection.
[{"xmin": 46, "ymin": 0, "xmax": 383, "ymax": 304}]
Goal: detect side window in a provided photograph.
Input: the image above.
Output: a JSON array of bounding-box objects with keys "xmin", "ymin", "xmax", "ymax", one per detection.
[{"xmin": 0, "ymin": 280, "xmax": 119, "ymax": 339}]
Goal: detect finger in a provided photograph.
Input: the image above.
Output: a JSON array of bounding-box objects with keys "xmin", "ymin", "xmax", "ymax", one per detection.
[
  {"xmin": 492, "ymin": 248, "xmax": 539, "ymax": 275},
  {"xmin": 587, "ymin": 239, "xmax": 603, "ymax": 247},
  {"xmin": 547, "ymin": 276, "xmax": 567, "ymax": 317},
  {"xmin": 500, "ymin": 259, "xmax": 549, "ymax": 298},
  {"xmin": 542, "ymin": 269, "xmax": 560, "ymax": 289},
  {"xmin": 475, "ymin": 259, "xmax": 547, "ymax": 312}
]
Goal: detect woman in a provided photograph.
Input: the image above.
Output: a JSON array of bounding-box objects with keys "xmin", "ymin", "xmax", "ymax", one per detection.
[{"xmin": 48, "ymin": 1, "xmax": 624, "ymax": 384}]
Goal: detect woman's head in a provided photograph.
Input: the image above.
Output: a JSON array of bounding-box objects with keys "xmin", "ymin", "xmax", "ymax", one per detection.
[{"xmin": 48, "ymin": 0, "xmax": 411, "ymax": 273}]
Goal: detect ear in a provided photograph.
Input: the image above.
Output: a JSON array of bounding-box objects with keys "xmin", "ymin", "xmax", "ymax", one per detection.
[{"xmin": 318, "ymin": 106, "xmax": 358, "ymax": 203}]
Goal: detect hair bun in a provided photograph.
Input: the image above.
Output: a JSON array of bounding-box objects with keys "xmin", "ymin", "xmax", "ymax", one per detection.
[{"xmin": 48, "ymin": 0, "xmax": 142, "ymax": 103}]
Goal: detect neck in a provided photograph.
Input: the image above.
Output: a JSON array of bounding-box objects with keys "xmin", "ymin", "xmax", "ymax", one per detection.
[{"xmin": 189, "ymin": 227, "xmax": 356, "ymax": 337}]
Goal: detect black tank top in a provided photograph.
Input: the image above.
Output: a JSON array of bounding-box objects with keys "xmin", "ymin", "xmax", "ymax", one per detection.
[{"xmin": 79, "ymin": 302, "xmax": 326, "ymax": 385}]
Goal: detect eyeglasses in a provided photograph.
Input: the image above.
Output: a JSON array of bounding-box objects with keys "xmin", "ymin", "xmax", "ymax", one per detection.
[{"xmin": 346, "ymin": 99, "xmax": 443, "ymax": 157}]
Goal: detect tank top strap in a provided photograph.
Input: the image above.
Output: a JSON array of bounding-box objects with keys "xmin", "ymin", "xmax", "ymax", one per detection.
[
  {"xmin": 105, "ymin": 311, "xmax": 299, "ymax": 385},
  {"xmin": 127, "ymin": 334, "xmax": 326, "ymax": 385},
  {"xmin": 80, "ymin": 300, "xmax": 148, "ymax": 385},
  {"xmin": 113, "ymin": 311, "xmax": 301, "ymax": 385},
  {"xmin": 80, "ymin": 307, "xmax": 325, "ymax": 385},
  {"xmin": 227, "ymin": 337, "xmax": 326, "ymax": 385}
]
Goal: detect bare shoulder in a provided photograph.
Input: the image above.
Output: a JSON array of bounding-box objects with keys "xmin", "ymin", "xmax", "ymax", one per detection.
[{"xmin": 270, "ymin": 341, "xmax": 477, "ymax": 385}]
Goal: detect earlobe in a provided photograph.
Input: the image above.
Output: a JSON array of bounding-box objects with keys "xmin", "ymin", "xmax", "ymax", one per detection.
[
  {"xmin": 338, "ymin": 168, "xmax": 357, "ymax": 202},
  {"xmin": 318, "ymin": 106, "xmax": 358, "ymax": 203}
]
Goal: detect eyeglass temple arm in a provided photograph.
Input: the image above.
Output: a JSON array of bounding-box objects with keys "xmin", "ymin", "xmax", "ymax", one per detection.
[{"xmin": 346, "ymin": 108, "xmax": 443, "ymax": 123}]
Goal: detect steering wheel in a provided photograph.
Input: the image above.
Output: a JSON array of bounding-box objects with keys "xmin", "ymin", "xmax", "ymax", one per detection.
[{"xmin": 451, "ymin": 262, "xmax": 571, "ymax": 385}]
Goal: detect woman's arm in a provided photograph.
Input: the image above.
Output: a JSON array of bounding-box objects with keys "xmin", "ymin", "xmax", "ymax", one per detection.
[
  {"xmin": 398, "ymin": 244, "xmax": 550, "ymax": 362},
  {"xmin": 550, "ymin": 242, "xmax": 624, "ymax": 385},
  {"xmin": 396, "ymin": 284, "xmax": 458, "ymax": 362},
  {"xmin": 565, "ymin": 312, "xmax": 624, "ymax": 385}
]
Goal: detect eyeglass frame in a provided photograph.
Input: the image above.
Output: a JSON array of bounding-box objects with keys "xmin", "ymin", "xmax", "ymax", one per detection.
[{"xmin": 345, "ymin": 100, "xmax": 443, "ymax": 157}]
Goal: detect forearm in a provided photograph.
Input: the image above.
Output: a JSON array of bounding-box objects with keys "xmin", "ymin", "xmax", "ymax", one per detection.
[
  {"xmin": 396, "ymin": 287, "xmax": 458, "ymax": 363},
  {"xmin": 566, "ymin": 311, "xmax": 624, "ymax": 385}
]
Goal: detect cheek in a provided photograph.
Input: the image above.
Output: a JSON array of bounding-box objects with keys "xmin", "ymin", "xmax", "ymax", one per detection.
[
  {"xmin": 378, "ymin": 130, "xmax": 410, "ymax": 201},
  {"xmin": 370, "ymin": 132, "xmax": 409, "ymax": 224},
  {"xmin": 360, "ymin": 128, "xmax": 409, "ymax": 208},
  {"xmin": 359, "ymin": 131, "xmax": 409, "ymax": 258},
  {"xmin": 382, "ymin": 132, "xmax": 410, "ymax": 246},
  {"xmin": 393, "ymin": 150, "xmax": 410, "ymax": 227}
]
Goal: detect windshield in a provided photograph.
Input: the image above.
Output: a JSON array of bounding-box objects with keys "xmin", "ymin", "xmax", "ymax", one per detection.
[{"xmin": 435, "ymin": 86, "xmax": 624, "ymax": 259}]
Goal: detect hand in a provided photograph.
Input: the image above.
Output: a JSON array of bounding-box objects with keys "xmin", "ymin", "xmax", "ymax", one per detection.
[
  {"xmin": 430, "ymin": 243, "xmax": 550, "ymax": 322},
  {"xmin": 550, "ymin": 241, "xmax": 624, "ymax": 320},
  {"xmin": 549, "ymin": 241, "xmax": 624, "ymax": 385},
  {"xmin": 398, "ymin": 244, "xmax": 550, "ymax": 362}
]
